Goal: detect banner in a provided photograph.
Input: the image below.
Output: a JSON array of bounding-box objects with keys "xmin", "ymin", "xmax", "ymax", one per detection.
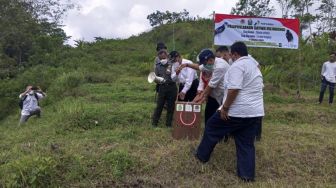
[{"xmin": 214, "ymin": 14, "xmax": 300, "ymax": 49}]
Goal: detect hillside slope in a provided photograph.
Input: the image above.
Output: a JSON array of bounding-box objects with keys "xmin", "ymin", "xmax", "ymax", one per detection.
[{"xmin": 0, "ymin": 20, "xmax": 335, "ymax": 187}]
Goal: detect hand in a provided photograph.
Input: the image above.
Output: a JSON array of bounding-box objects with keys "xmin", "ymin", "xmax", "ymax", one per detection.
[
  {"xmin": 178, "ymin": 92, "xmax": 186, "ymax": 100},
  {"xmin": 192, "ymin": 93, "xmax": 203, "ymax": 103},
  {"xmin": 175, "ymin": 67, "xmax": 181, "ymax": 75},
  {"xmin": 220, "ymin": 107, "xmax": 230, "ymax": 120},
  {"xmin": 26, "ymin": 86, "xmax": 32, "ymax": 91}
]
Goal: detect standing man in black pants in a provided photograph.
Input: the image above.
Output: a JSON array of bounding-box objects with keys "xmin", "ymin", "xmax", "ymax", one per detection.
[
  {"xmin": 152, "ymin": 50, "xmax": 177, "ymax": 127},
  {"xmin": 194, "ymin": 42, "xmax": 264, "ymax": 182},
  {"xmin": 318, "ymin": 52, "xmax": 336, "ymax": 105},
  {"xmin": 170, "ymin": 51, "xmax": 199, "ymax": 101}
]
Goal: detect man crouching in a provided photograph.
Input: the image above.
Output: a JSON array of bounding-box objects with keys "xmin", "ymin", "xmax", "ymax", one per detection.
[{"xmin": 19, "ymin": 85, "xmax": 46, "ymax": 125}]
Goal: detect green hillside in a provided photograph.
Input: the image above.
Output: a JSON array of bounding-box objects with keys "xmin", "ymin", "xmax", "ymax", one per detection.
[{"xmin": 0, "ymin": 20, "xmax": 336, "ymax": 187}]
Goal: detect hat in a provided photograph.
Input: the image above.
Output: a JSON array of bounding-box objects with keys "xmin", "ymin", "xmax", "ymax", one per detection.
[
  {"xmin": 156, "ymin": 42, "xmax": 167, "ymax": 52},
  {"xmin": 198, "ymin": 49, "xmax": 215, "ymax": 65},
  {"xmin": 169, "ymin": 51, "xmax": 180, "ymax": 61}
]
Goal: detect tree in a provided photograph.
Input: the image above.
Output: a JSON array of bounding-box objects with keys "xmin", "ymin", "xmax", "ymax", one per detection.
[
  {"xmin": 316, "ymin": 0, "xmax": 336, "ymax": 33},
  {"xmin": 276, "ymin": 0, "xmax": 293, "ymax": 18},
  {"xmin": 290, "ymin": 0, "xmax": 316, "ymax": 36},
  {"xmin": 0, "ymin": 0, "xmax": 75, "ymax": 77},
  {"xmin": 231, "ymin": 0, "xmax": 275, "ymax": 17},
  {"xmin": 147, "ymin": 10, "xmax": 191, "ymax": 27}
]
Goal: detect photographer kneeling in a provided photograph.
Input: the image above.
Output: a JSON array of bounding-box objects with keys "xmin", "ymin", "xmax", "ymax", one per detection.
[{"xmin": 19, "ymin": 85, "xmax": 46, "ymax": 124}]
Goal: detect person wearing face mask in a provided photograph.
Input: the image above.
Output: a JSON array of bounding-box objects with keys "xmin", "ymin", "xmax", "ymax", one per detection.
[
  {"xmin": 152, "ymin": 50, "xmax": 177, "ymax": 127},
  {"xmin": 170, "ymin": 51, "xmax": 199, "ymax": 102},
  {"xmin": 194, "ymin": 42, "xmax": 264, "ymax": 182},
  {"xmin": 19, "ymin": 85, "xmax": 46, "ymax": 124},
  {"xmin": 177, "ymin": 48, "xmax": 230, "ymax": 125}
]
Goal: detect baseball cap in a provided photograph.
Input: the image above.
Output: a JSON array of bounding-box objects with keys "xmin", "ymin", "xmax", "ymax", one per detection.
[{"xmin": 198, "ymin": 49, "xmax": 215, "ymax": 65}]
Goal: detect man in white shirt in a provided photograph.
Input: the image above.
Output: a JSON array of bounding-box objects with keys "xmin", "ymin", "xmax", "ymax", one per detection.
[
  {"xmin": 170, "ymin": 51, "xmax": 199, "ymax": 101},
  {"xmin": 319, "ymin": 52, "xmax": 336, "ymax": 105},
  {"xmin": 176, "ymin": 48, "xmax": 230, "ymax": 125},
  {"xmin": 19, "ymin": 85, "xmax": 46, "ymax": 124},
  {"xmin": 194, "ymin": 42, "xmax": 264, "ymax": 182}
]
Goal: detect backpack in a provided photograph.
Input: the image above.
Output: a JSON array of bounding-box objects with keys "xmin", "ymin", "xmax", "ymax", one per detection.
[{"xmin": 19, "ymin": 93, "xmax": 39, "ymax": 109}]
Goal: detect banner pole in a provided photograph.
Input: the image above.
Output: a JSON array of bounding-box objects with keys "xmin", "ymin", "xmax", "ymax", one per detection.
[{"xmin": 297, "ymin": 46, "xmax": 302, "ymax": 98}]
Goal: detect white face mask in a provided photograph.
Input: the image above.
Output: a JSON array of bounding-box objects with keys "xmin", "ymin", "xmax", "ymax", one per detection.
[{"xmin": 160, "ymin": 59, "xmax": 168, "ymax": 65}]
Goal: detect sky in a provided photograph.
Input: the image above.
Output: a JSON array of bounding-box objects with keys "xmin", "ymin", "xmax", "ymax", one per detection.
[{"xmin": 62, "ymin": 0, "xmax": 282, "ymax": 45}]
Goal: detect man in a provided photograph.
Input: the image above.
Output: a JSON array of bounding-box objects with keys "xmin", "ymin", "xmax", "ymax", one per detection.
[
  {"xmin": 170, "ymin": 51, "xmax": 199, "ymax": 101},
  {"xmin": 152, "ymin": 50, "xmax": 177, "ymax": 127},
  {"xmin": 216, "ymin": 46, "xmax": 233, "ymax": 65},
  {"xmin": 154, "ymin": 42, "xmax": 168, "ymax": 94},
  {"xmin": 319, "ymin": 52, "xmax": 336, "ymax": 105},
  {"xmin": 194, "ymin": 42, "xmax": 264, "ymax": 182},
  {"xmin": 19, "ymin": 85, "xmax": 46, "ymax": 124},
  {"xmin": 178, "ymin": 48, "xmax": 230, "ymax": 124}
]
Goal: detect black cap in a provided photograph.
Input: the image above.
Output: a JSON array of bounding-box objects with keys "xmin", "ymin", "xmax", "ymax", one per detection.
[
  {"xmin": 198, "ymin": 49, "xmax": 215, "ymax": 65},
  {"xmin": 156, "ymin": 42, "xmax": 167, "ymax": 52},
  {"xmin": 169, "ymin": 51, "xmax": 180, "ymax": 61}
]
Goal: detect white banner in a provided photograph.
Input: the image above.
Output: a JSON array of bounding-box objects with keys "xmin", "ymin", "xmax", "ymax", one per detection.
[{"xmin": 214, "ymin": 14, "xmax": 300, "ymax": 49}]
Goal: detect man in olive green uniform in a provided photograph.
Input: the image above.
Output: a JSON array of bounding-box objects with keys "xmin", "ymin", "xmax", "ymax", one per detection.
[{"xmin": 152, "ymin": 50, "xmax": 177, "ymax": 127}]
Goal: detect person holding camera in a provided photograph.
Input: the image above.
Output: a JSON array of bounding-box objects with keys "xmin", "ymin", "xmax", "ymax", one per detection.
[{"xmin": 19, "ymin": 85, "xmax": 46, "ymax": 124}]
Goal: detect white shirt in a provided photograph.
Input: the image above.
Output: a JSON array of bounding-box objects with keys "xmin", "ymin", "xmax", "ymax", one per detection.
[
  {"xmin": 321, "ymin": 61, "xmax": 336, "ymax": 83},
  {"xmin": 219, "ymin": 56, "xmax": 264, "ymax": 117},
  {"xmin": 19, "ymin": 92, "xmax": 44, "ymax": 116},
  {"xmin": 199, "ymin": 57, "xmax": 230, "ymax": 104},
  {"xmin": 171, "ymin": 59, "xmax": 198, "ymax": 94}
]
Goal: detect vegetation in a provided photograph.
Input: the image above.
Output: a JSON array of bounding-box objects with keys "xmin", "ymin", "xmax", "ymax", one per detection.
[{"xmin": 0, "ymin": 1, "xmax": 336, "ymax": 187}]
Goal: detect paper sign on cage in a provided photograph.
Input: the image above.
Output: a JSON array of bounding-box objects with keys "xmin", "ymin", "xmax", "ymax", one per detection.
[{"xmin": 172, "ymin": 102, "xmax": 202, "ymax": 140}]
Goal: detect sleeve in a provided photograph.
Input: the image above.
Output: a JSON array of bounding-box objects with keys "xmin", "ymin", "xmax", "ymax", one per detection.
[
  {"xmin": 208, "ymin": 64, "xmax": 228, "ymax": 89},
  {"xmin": 181, "ymin": 68, "xmax": 195, "ymax": 93},
  {"xmin": 36, "ymin": 93, "xmax": 44, "ymax": 100},
  {"xmin": 321, "ymin": 63, "xmax": 326, "ymax": 76},
  {"xmin": 171, "ymin": 63, "xmax": 178, "ymax": 82},
  {"xmin": 227, "ymin": 65, "xmax": 244, "ymax": 89},
  {"xmin": 197, "ymin": 72, "xmax": 204, "ymax": 91},
  {"xmin": 154, "ymin": 64, "xmax": 160, "ymax": 75}
]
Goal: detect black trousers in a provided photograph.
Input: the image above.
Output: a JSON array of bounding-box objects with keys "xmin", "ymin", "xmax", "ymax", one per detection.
[
  {"xmin": 319, "ymin": 77, "xmax": 335, "ymax": 104},
  {"xmin": 196, "ymin": 112, "xmax": 261, "ymax": 180},
  {"xmin": 152, "ymin": 83, "xmax": 177, "ymax": 127},
  {"xmin": 178, "ymin": 79, "xmax": 199, "ymax": 102},
  {"xmin": 204, "ymin": 96, "xmax": 220, "ymax": 125}
]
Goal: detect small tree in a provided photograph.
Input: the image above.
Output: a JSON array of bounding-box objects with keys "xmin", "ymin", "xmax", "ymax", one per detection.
[{"xmin": 231, "ymin": 0, "xmax": 275, "ymax": 17}]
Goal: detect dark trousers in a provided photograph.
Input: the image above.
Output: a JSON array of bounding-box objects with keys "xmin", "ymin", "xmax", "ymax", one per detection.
[
  {"xmin": 196, "ymin": 112, "xmax": 260, "ymax": 179},
  {"xmin": 152, "ymin": 83, "xmax": 177, "ymax": 127},
  {"xmin": 204, "ymin": 96, "xmax": 220, "ymax": 125},
  {"xmin": 319, "ymin": 77, "xmax": 335, "ymax": 104},
  {"xmin": 179, "ymin": 79, "xmax": 199, "ymax": 102}
]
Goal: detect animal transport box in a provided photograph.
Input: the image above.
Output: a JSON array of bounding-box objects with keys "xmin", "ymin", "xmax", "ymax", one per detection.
[{"xmin": 172, "ymin": 101, "xmax": 202, "ymax": 140}]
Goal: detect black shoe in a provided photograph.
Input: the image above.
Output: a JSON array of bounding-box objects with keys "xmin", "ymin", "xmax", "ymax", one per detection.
[
  {"xmin": 240, "ymin": 177, "xmax": 255, "ymax": 182},
  {"xmin": 223, "ymin": 135, "xmax": 229, "ymax": 143},
  {"xmin": 190, "ymin": 147, "xmax": 207, "ymax": 163},
  {"xmin": 256, "ymin": 135, "xmax": 261, "ymax": 141}
]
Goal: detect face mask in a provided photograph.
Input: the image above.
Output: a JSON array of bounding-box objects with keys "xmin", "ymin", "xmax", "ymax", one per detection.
[
  {"xmin": 29, "ymin": 91, "xmax": 34, "ymax": 95},
  {"xmin": 204, "ymin": 64, "xmax": 214, "ymax": 71},
  {"xmin": 160, "ymin": 59, "xmax": 168, "ymax": 65}
]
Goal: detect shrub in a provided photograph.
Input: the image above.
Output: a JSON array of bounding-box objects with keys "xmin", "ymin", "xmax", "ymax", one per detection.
[{"xmin": 1, "ymin": 156, "xmax": 56, "ymax": 187}]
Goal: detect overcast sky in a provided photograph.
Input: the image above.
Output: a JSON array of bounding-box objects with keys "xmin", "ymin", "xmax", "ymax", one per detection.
[{"xmin": 62, "ymin": 0, "xmax": 283, "ymax": 45}]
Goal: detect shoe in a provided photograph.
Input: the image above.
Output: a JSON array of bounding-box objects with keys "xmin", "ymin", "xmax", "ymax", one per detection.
[
  {"xmin": 190, "ymin": 147, "xmax": 207, "ymax": 163},
  {"xmin": 256, "ymin": 135, "xmax": 261, "ymax": 141},
  {"xmin": 240, "ymin": 177, "xmax": 255, "ymax": 182}
]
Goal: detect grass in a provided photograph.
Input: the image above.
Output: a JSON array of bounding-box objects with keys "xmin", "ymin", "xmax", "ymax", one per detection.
[{"xmin": 0, "ymin": 62, "xmax": 336, "ymax": 187}]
